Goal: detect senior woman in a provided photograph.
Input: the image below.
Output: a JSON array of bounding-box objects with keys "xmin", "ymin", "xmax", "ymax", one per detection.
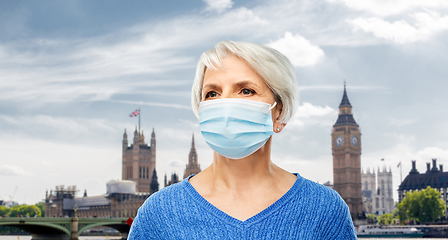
[{"xmin": 128, "ymin": 41, "xmax": 357, "ymax": 239}]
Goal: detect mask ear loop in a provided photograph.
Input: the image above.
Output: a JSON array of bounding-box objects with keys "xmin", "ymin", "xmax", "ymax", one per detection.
[{"xmin": 270, "ymin": 102, "xmax": 281, "ymax": 133}]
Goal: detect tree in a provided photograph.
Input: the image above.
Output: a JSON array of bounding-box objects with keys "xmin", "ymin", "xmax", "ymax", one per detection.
[
  {"xmin": 419, "ymin": 187, "xmax": 446, "ymax": 223},
  {"xmin": 0, "ymin": 206, "xmax": 11, "ymax": 217},
  {"xmin": 398, "ymin": 186, "xmax": 445, "ymax": 224},
  {"xmin": 35, "ymin": 202, "xmax": 45, "ymax": 217},
  {"xmin": 377, "ymin": 213, "xmax": 395, "ymax": 225},
  {"xmin": 366, "ymin": 214, "xmax": 376, "ymax": 224},
  {"xmin": 9, "ymin": 204, "xmax": 41, "ymax": 217}
]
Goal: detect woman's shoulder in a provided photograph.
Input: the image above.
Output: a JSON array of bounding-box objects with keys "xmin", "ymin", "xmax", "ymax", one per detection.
[
  {"xmin": 140, "ymin": 179, "xmax": 190, "ymax": 211},
  {"xmin": 148, "ymin": 179, "xmax": 188, "ymax": 202},
  {"xmin": 295, "ymin": 174, "xmax": 347, "ymax": 208},
  {"xmin": 290, "ymin": 174, "xmax": 356, "ymax": 238}
]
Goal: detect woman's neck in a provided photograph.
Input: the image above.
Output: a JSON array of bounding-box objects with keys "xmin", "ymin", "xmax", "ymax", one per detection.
[{"xmin": 205, "ymin": 138, "xmax": 282, "ymax": 191}]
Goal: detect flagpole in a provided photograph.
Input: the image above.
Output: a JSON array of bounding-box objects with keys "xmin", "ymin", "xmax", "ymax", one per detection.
[
  {"xmin": 400, "ymin": 162, "xmax": 402, "ymax": 183},
  {"xmin": 138, "ymin": 107, "xmax": 141, "ymax": 134}
]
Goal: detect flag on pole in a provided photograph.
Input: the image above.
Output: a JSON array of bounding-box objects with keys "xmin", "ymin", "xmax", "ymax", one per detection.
[
  {"xmin": 397, "ymin": 161, "xmax": 401, "ymax": 168},
  {"xmin": 129, "ymin": 109, "xmax": 140, "ymax": 117}
]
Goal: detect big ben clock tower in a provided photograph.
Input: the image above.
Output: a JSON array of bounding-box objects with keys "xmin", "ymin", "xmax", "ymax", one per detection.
[{"xmin": 332, "ymin": 84, "xmax": 362, "ymax": 220}]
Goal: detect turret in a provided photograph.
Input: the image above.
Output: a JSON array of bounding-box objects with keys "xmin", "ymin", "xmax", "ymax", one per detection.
[
  {"xmin": 150, "ymin": 128, "xmax": 156, "ymax": 168},
  {"xmin": 133, "ymin": 126, "xmax": 139, "ymax": 146},
  {"xmin": 140, "ymin": 130, "xmax": 145, "ymax": 146},
  {"xmin": 123, "ymin": 129, "xmax": 128, "ymax": 150},
  {"xmin": 151, "ymin": 128, "xmax": 156, "ymax": 148}
]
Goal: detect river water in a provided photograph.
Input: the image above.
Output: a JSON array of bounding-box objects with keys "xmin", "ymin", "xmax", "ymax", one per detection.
[
  {"xmin": 0, "ymin": 237, "xmax": 122, "ymax": 240},
  {"xmin": 1, "ymin": 237, "xmax": 448, "ymax": 240}
]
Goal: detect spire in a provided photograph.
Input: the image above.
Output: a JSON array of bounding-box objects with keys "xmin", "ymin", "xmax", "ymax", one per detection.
[
  {"xmin": 191, "ymin": 134, "xmax": 195, "ymax": 150},
  {"xmin": 339, "ymin": 83, "xmax": 352, "ymax": 107},
  {"xmin": 333, "ymin": 83, "xmax": 358, "ymax": 127},
  {"xmin": 164, "ymin": 174, "xmax": 167, "ymax": 187},
  {"xmin": 184, "ymin": 133, "xmax": 201, "ymax": 179},
  {"xmin": 150, "ymin": 128, "xmax": 156, "ymax": 147},
  {"xmin": 150, "ymin": 169, "xmax": 159, "ymax": 194},
  {"xmin": 123, "ymin": 128, "xmax": 127, "ymax": 139}
]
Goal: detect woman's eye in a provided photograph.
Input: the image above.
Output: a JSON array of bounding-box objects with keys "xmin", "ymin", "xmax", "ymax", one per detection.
[
  {"xmin": 241, "ymin": 89, "xmax": 255, "ymax": 95},
  {"xmin": 205, "ymin": 91, "xmax": 218, "ymax": 99}
]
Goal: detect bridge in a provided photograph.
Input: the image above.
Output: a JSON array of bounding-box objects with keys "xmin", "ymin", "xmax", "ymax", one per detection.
[{"xmin": 0, "ymin": 217, "xmax": 131, "ymax": 240}]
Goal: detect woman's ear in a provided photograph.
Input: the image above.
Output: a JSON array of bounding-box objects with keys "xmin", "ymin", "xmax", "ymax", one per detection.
[{"xmin": 273, "ymin": 103, "xmax": 286, "ymax": 133}]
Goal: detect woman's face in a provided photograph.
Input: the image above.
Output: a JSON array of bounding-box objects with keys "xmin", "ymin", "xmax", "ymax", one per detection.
[{"xmin": 202, "ymin": 54, "xmax": 276, "ymax": 106}]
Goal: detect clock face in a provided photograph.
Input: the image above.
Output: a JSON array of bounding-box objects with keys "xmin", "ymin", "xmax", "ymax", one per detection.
[
  {"xmin": 335, "ymin": 135, "xmax": 344, "ymax": 147},
  {"xmin": 351, "ymin": 135, "xmax": 359, "ymax": 147}
]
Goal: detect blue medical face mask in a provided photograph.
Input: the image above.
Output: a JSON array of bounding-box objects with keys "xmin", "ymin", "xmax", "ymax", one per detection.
[{"xmin": 198, "ymin": 98, "xmax": 276, "ymax": 159}]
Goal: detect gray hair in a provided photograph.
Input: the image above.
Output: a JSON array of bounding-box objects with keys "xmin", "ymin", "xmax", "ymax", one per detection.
[{"xmin": 191, "ymin": 40, "xmax": 299, "ymax": 123}]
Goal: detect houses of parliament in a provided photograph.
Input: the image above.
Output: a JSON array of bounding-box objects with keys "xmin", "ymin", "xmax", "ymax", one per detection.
[{"xmin": 45, "ymin": 128, "xmax": 201, "ymax": 218}]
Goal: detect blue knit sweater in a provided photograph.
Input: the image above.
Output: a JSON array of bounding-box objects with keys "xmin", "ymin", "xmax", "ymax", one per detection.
[{"xmin": 128, "ymin": 174, "xmax": 357, "ymax": 239}]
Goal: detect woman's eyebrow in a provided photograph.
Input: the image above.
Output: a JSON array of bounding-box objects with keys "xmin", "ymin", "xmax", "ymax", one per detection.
[
  {"xmin": 236, "ymin": 80, "xmax": 259, "ymax": 88},
  {"xmin": 202, "ymin": 83, "xmax": 218, "ymax": 90}
]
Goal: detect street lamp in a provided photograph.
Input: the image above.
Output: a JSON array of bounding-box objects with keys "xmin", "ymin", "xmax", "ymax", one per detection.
[{"xmin": 73, "ymin": 205, "xmax": 78, "ymax": 218}]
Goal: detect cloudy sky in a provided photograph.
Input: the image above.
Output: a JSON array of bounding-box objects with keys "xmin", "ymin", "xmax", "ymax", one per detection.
[{"xmin": 1, "ymin": 0, "xmax": 448, "ymax": 205}]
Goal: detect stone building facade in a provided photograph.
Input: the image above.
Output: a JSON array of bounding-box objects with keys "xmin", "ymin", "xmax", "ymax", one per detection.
[
  {"xmin": 122, "ymin": 128, "xmax": 156, "ymax": 193},
  {"xmin": 332, "ymin": 85, "xmax": 363, "ymax": 219},
  {"xmin": 45, "ymin": 127, "xmax": 159, "ymax": 218},
  {"xmin": 184, "ymin": 135, "xmax": 201, "ymax": 179},
  {"xmin": 361, "ymin": 168, "xmax": 375, "ymax": 215},
  {"xmin": 361, "ymin": 165, "xmax": 394, "ymax": 215},
  {"xmin": 45, "ymin": 182, "xmax": 151, "ymax": 218}
]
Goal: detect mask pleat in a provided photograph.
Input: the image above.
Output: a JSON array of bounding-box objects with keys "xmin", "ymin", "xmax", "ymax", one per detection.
[{"xmin": 198, "ymin": 99, "xmax": 275, "ymax": 159}]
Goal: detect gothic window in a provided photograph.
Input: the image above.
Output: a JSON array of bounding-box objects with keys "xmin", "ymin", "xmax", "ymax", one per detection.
[
  {"xmin": 139, "ymin": 167, "xmax": 142, "ymax": 178},
  {"xmin": 146, "ymin": 167, "xmax": 149, "ymax": 179}
]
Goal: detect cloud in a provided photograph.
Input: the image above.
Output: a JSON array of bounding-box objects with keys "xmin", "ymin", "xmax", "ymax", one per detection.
[
  {"xmin": 0, "ymin": 114, "xmax": 119, "ymax": 133},
  {"xmin": 203, "ymin": 0, "xmax": 234, "ymax": 13},
  {"xmin": 301, "ymin": 85, "xmax": 384, "ymax": 91},
  {"xmin": 288, "ymin": 102, "xmax": 337, "ymax": 127},
  {"xmin": 416, "ymin": 147, "xmax": 448, "ymax": 160},
  {"xmin": 0, "ymin": 115, "xmax": 124, "ymax": 146},
  {"xmin": 112, "ymin": 100, "xmax": 191, "ymax": 110},
  {"xmin": 327, "ymin": 0, "xmax": 448, "ymax": 16},
  {"xmin": 388, "ymin": 117, "xmax": 417, "ymax": 126},
  {"xmin": 0, "ymin": 6, "xmax": 270, "ymax": 104},
  {"xmin": 0, "ymin": 165, "xmax": 32, "ymax": 176},
  {"xmin": 347, "ymin": 11, "xmax": 448, "ymax": 43},
  {"xmin": 267, "ymin": 32, "xmax": 324, "ymax": 67}
]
